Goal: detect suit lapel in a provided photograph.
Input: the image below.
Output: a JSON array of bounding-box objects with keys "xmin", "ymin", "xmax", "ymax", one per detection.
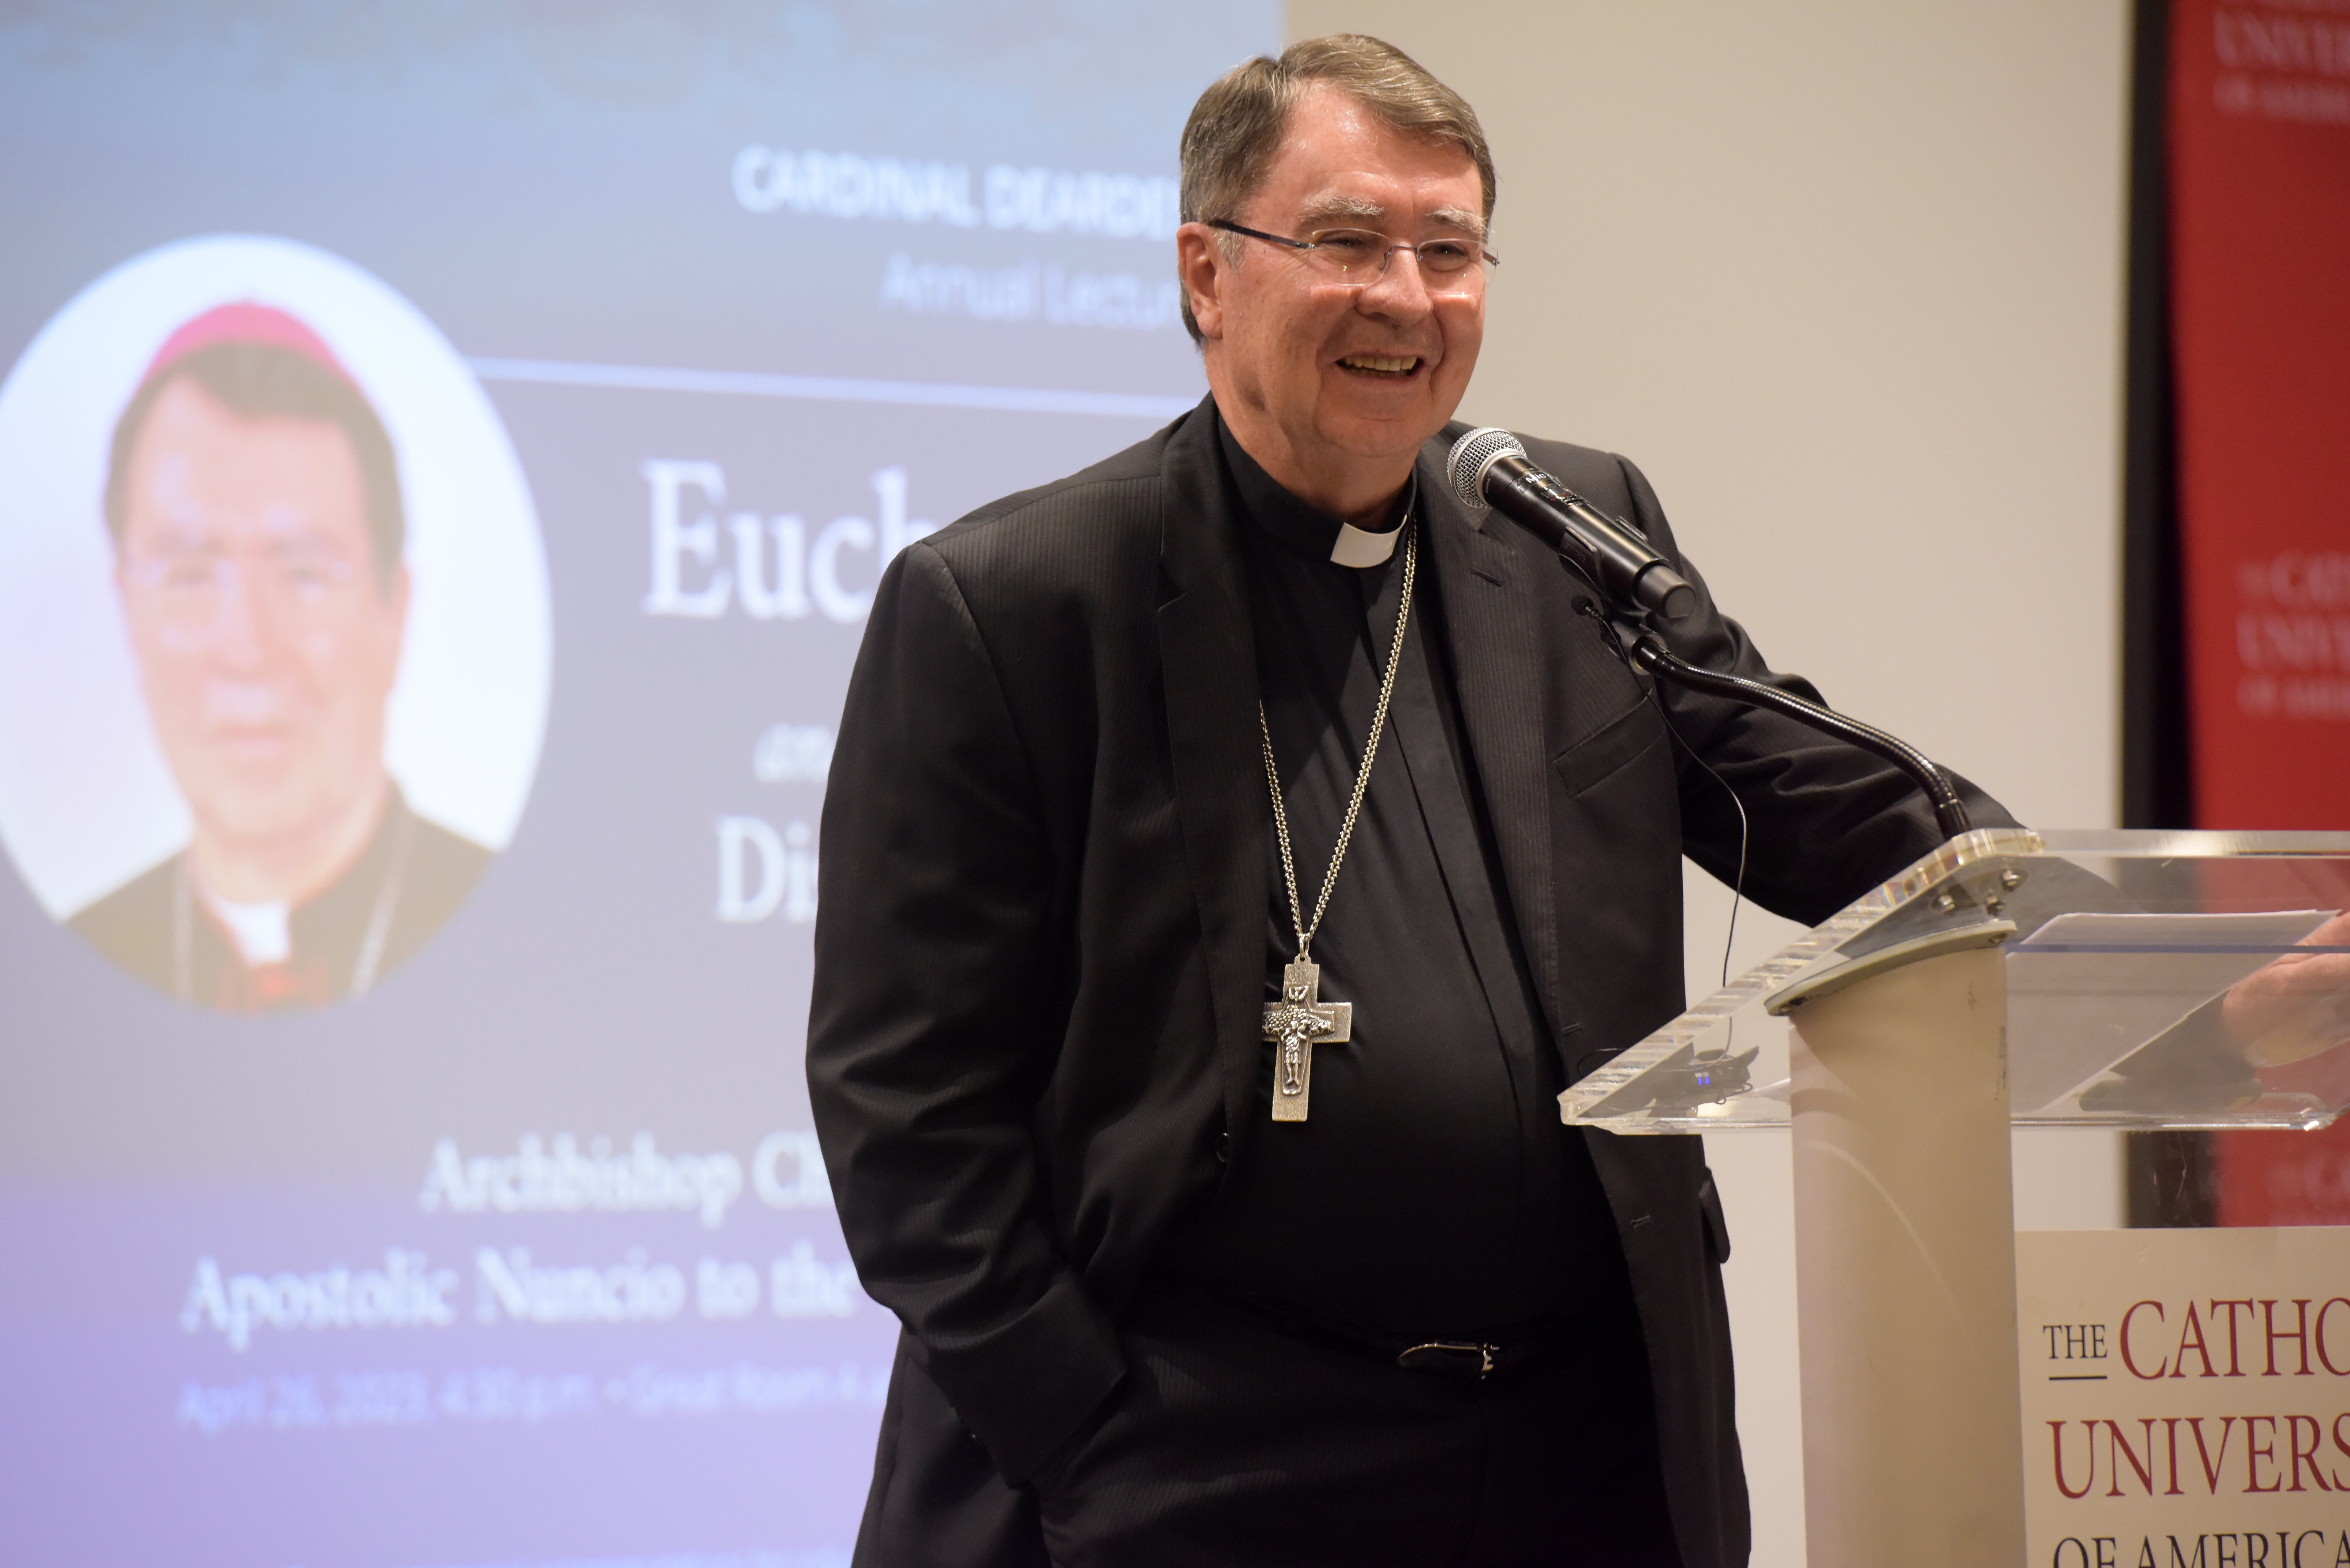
[
  {"xmin": 1418, "ymin": 449, "xmax": 1565, "ymax": 1044},
  {"xmin": 1153, "ymin": 406, "xmax": 1271, "ymax": 1154}
]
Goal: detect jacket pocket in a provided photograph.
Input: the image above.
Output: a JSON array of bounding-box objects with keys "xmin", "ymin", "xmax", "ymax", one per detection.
[
  {"xmin": 1697, "ymin": 1171, "xmax": 1732, "ymax": 1265},
  {"xmin": 1554, "ymin": 696, "xmax": 1668, "ymax": 797}
]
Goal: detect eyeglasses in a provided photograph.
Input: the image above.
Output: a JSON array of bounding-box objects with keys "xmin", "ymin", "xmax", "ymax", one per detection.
[
  {"xmin": 1208, "ymin": 219, "xmax": 1497, "ymax": 286},
  {"xmin": 123, "ymin": 544, "xmax": 370, "ymax": 632}
]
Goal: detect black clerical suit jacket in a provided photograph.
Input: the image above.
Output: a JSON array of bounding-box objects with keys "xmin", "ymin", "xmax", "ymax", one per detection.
[{"xmin": 808, "ymin": 398, "xmax": 2005, "ymax": 1568}]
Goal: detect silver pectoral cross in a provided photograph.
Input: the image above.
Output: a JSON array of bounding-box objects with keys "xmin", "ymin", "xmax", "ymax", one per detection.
[{"xmin": 1262, "ymin": 960, "xmax": 1352, "ymax": 1122}]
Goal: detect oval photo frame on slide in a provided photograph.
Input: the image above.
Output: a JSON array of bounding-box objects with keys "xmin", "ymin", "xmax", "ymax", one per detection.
[{"xmin": 0, "ymin": 234, "xmax": 552, "ymax": 947}]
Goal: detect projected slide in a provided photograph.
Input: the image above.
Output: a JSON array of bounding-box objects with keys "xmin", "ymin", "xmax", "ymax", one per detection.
[{"xmin": 0, "ymin": 7, "xmax": 1276, "ymax": 1565}]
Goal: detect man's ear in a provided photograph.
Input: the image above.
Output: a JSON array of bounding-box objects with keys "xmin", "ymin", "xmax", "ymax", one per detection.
[{"xmin": 1175, "ymin": 223, "xmax": 1226, "ymax": 341}]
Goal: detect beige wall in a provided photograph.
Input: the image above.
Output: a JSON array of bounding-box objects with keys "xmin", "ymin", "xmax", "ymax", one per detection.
[{"xmin": 1282, "ymin": 5, "xmax": 2135, "ymax": 1561}]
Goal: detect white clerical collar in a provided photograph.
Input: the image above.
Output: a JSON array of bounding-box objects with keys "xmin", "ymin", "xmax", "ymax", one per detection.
[
  {"xmin": 194, "ymin": 882, "xmax": 292, "ymax": 968},
  {"xmin": 1329, "ymin": 470, "xmax": 1416, "ymax": 567},
  {"xmin": 1330, "ymin": 521, "xmax": 1403, "ymax": 568}
]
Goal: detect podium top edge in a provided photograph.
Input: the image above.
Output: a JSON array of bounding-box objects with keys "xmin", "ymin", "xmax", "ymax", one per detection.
[{"xmin": 2017, "ymin": 828, "xmax": 2350, "ymax": 856}]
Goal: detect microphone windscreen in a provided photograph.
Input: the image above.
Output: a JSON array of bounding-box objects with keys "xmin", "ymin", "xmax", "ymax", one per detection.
[{"xmin": 1445, "ymin": 426, "xmax": 1525, "ymax": 512}]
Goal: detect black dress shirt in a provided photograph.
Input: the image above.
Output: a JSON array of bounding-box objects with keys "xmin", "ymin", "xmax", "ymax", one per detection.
[{"xmin": 1167, "ymin": 418, "xmax": 1625, "ymax": 1341}]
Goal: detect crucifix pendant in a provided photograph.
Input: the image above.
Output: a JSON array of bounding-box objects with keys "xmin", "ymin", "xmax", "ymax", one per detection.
[{"xmin": 1262, "ymin": 960, "xmax": 1352, "ymax": 1122}]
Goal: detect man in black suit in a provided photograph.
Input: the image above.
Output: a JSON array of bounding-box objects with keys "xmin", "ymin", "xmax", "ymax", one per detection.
[{"xmin": 810, "ymin": 35, "xmax": 2001, "ymax": 1568}]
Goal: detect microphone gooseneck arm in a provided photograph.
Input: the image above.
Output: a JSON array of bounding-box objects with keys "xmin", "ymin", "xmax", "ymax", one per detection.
[{"xmin": 1625, "ymin": 630, "xmax": 1974, "ymax": 841}]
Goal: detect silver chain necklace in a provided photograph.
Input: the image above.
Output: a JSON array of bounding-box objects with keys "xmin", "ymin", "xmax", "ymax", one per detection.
[{"xmin": 1256, "ymin": 516, "xmax": 1417, "ymax": 1122}]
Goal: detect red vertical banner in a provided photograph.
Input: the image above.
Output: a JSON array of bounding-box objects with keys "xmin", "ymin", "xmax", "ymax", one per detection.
[
  {"xmin": 2169, "ymin": 0, "xmax": 2350, "ymax": 828},
  {"xmin": 2168, "ymin": 0, "xmax": 2350, "ymax": 1221}
]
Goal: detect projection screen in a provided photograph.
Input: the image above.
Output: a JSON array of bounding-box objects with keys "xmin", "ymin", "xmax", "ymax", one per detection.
[{"xmin": 0, "ymin": 6, "xmax": 1279, "ymax": 1563}]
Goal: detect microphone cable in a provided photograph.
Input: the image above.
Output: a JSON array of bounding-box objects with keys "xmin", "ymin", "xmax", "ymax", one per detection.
[{"xmin": 1575, "ymin": 598, "xmax": 1750, "ymax": 992}]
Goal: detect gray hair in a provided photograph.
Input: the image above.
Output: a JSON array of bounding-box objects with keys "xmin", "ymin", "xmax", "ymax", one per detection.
[{"xmin": 1176, "ymin": 35, "xmax": 1497, "ymax": 344}]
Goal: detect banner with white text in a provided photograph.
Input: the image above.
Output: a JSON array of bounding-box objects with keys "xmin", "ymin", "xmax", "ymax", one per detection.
[
  {"xmin": 2166, "ymin": 0, "xmax": 2350, "ymax": 1230},
  {"xmin": 2169, "ymin": 0, "xmax": 2350, "ymax": 827}
]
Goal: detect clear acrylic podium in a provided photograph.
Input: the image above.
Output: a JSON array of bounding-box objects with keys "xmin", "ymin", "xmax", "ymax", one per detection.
[{"xmin": 1561, "ymin": 829, "xmax": 2350, "ymax": 1566}]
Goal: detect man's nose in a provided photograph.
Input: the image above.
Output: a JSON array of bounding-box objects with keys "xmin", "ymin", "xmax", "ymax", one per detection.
[
  {"xmin": 206, "ymin": 561, "xmax": 275, "ymax": 668},
  {"xmin": 1355, "ymin": 246, "xmax": 1437, "ymax": 320}
]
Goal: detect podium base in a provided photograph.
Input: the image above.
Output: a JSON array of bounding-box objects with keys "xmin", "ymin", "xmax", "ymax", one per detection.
[{"xmin": 1791, "ymin": 939, "xmax": 2026, "ymax": 1565}]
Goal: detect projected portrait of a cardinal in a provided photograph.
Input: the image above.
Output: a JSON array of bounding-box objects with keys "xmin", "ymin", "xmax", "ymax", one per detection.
[{"xmin": 69, "ymin": 303, "xmax": 491, "ymax": 1011}]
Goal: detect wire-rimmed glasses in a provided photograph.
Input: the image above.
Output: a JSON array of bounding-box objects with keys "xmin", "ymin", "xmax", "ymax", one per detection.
[
  {"xmin": 121, "ymin": 541, "xmax": 371, "ymax": 635},
  {"xmin": 1208, "ymin": 219, "xmax": 1497, "ymax": 288}
]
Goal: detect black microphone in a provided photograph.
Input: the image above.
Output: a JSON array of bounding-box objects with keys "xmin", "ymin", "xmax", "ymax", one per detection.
[{"xmin": 1445, "ymin": 427, "xmax": 1698, "ymax": 622}]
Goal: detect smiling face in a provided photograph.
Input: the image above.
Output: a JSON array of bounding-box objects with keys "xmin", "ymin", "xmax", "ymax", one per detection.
[
  {"xmin": 1180, "ymin": 83, "xmax": 1489, "ymax": 522},
  {"xmin": 114, "ymin": 375, "xmax": 408, "ymax": 893}
]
